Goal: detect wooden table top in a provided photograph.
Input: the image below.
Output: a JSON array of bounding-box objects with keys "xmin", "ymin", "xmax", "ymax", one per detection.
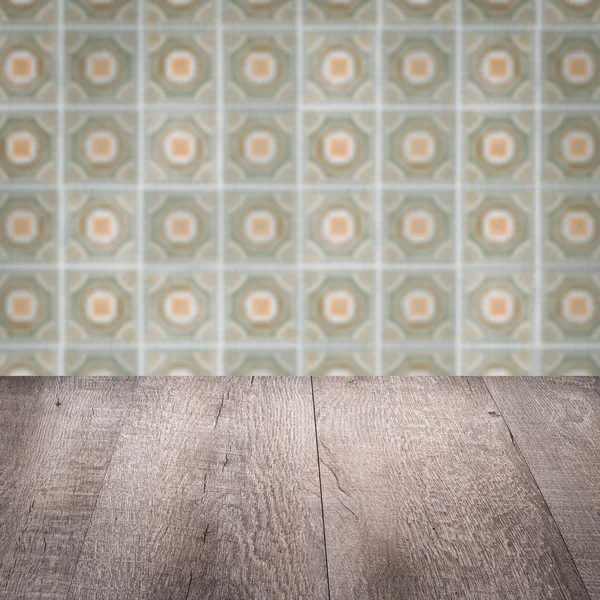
[{"xmin": 1, "ymin": 377, "xmax": 599, "ymax": 600}]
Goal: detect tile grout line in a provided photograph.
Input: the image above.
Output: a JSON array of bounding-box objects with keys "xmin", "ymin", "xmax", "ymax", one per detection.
[
  {"xmin": 56, "ymin": 0, "xmax": 66, "ymax": 375},
  {"xmin": 533, "ymin": 0, "xmax": 543, "ymax": 374},
  {"xmin": 2, "ymin": 261, "xmax": 599, "ymax": 272},
  {"xmin": 136, "ymin": 0, "xmax": 146, "ymax": 375},
  {"xmin": 3, "ymin": 22, "xmax": 600, "ymax": 33},
  {"xmin": 454, "ymin": 0, "xmax": 464, "ymax": 375},
  {"xmin": 374, "ymin": 0, "xmax": 384, "ymax": 375},
  {"xmin": 4, "ymin": 102, "xmax": 600, "ymax": 112},
  {"xmin": 2, "ymin": 340, "xmax": 600, "ymax": 350},
  {"xmin": 3, "ymin": 181, "xmax": 600, "ymax": 192},
  {"xmin": 295, "ymin": 0, "xmax": 305, "ymax": 376},
  {"xmin": 215, "ymin": 0, "xmax": 225, "ymax": 375}
]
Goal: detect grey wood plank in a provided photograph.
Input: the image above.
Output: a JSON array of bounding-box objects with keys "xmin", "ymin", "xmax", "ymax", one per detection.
[
  {"xmin": 67, "ymin": 376, "xmax": 328, "ymax": 600},
  {"xmin": 313, "ymin": 376, "xmax": 590, "ymax": 600},
  {"xmin": 483, "ymin": 376, "xmax": 600, "ymax": 599},
  {"xmin": 0, "ymin": 377, "xmax": 138, "ymax": 600}
]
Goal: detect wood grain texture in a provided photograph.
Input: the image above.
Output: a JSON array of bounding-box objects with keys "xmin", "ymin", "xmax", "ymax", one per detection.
[
  {"xmin": 312, "ymin": 376, "xmax": 590, "ymax": 600},
  {"xmin": 483, "ymin": 376, "xmax": 600, "ymax": 599},
  {"xmin": 67, "ymin": 377, "xmax": 328, "ymax": 600},
  {"xmin": 0, "ymin": 377, "xmax": 138, "ymax": 600}
]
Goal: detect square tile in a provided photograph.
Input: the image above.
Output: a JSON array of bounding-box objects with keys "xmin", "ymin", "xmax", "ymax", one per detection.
[
  {"xmin": 384, "ymin": 33, "xmax": 453, "ymax": 104},
  {"xmin": 544, "ymin": 113, "xmax": 600, "ymax": 181},
  {"xmin": 0, "ymin": 33, "xmax": 56, "ymax": 102},
  {"xmin": 383, "ymin": 271, "xmax": 454, "ymax": 341},
  {"xmin": 146, "ymin": 112, "xmax": 215, "ymax": 182},
  {"xmin": 67, "ymin": 191, "xmax": 136, "ymax": 262},
  {"xmin": 464, "ymin": 32, "xmax": 534, "ymax": 103},
  {"xmin": 146, "ymin": 273, "xmax": 216, "ymax": 341},
  {"xmin": 465, "ymin": 272, "xmax": 533, "ymax": 342},
  {"xmin": 544, "ymin": 272, "xmax": 600, "ymax": 341},
  {"xmin": 146, "ymin": 193, "xmax": 216, "ymax": 262},
  {"xmin": 225, "ymin": 350, "xmax": 295, "ymax": 375},
  {"xmin": 227, "ymin": 112, "xmax": 294, "ymax": 182},
  {"xmin": 67, "ymin": 272, "xmax": 136, "ymax": 342},
  {"xmin": 0, "ymin": 192, "xmax": 56, "ymax": 261},
  {"xmin": 66, "ymin": 351, "xmax": 136, "ymax": 375},
  {"xmin": 225, "ymin": 192, "xmax": 294, "ymax": 263},
  {"xmin": 226, "ymin": 32, "xmax": 294, "ymax": 103},
  {"xmin": 544, "ymin": 192, "xmax": 600, "ymax": 262},
  {"xmin": 226, "ymin": 273, "xmax": 296, "ymax": 342},
  {"xmin": 305, "ymin": 271, "xmax": 374, "ymax": 343},
  {"xmin": 0, "ymin": 272, "xmax": 57, "ymax": 341},
  {"xmin": 384, "ymin": 112, "xmax": 453, "ymax": 182},
  {"xmin": 307, "ymin": 349, "xmax": 374, "ymax": 375},
  {"xmin": 147, "ymin": 350, "xmax": 215, "ymax": 375},
  {"xmin": 305, "ymin": 33, "xmax": 374, "ymax": 103},
  {"xmin": 147, "ymin": 32, "xmax": 215, "ymax": 103},
  {"xmin": 465, "ymin": 191, "xmax": 532, "ymax": 262},
  {"xmin": 0, "ymin": 115, "xmax": 56, "ymax": 182},
  {"xmin": 306, "ymin": 192, "xmax": 373, "ymax": 262},
  {"xmin": 465, "ymin": 112, "xmax": 533, "ymax": 182},
  {"xmin": 305, "ymin": 112, "xmax": 374, "ymax": 183},
  {"xmin": 67, "ymin": 32, "xmax": 136, "ymax": 103},
  {"xmin": 545, "ymin": 34, "xmax": 600, "ymax": 102},
  {"xmin": 66, "ymin": 112, "xmax": 136, "ymax": 182},
  {"xmin": 384, "ymin": 192, "xmax": 453, "ymax": 261}
]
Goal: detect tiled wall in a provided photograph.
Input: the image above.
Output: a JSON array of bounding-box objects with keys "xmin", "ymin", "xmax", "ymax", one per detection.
[{"xmin": 0, "ymin": 0, "xmax": 599, "ymax": 375}]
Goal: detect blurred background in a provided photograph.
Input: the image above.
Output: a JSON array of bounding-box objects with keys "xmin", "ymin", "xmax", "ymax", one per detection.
[{"xmin": 0, "ymin": 0, "xmax": 598, "ymax": 375}]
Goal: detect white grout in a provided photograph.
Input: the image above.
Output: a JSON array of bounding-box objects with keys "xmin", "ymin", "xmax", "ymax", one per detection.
[
  {"xmin": 2, "ymin": 340, "xmax": 599, "ymax": 353},
  {"xmin": 453, "ymin": 0, "xmax": 464, "ymax": 375},
  {"xmin": 135, "ymin": 0, "xmax": 146, "ymax": 375},
  {"xmin": 533, "ymin": 0, "xmax": 544, "ymax": 374},
  {"xmin": 2, "ymin": 21, "xmax": 599, "ymax": 33},
  {"xmin": 8, "ymin": 181, "xmax": 594, "ymax": 193},
  {"xmin": 2, "ymin": 261, "xmax": 599, "ymax": 272},
  {"xmin": 215, "ymin": 0, "xmax": 225, "ymax": 375},
  {"xmin": 56, "ymin": 0, "xmax": 66, "ymax": 375},
  {"xmin": 374, "ymin": 0, "xmax": 384, "ymax": 375},
  {"xmin": 295, "ymin": 0, "xmax": 305, "ymax": 375},
  {"xmin": 3, "ymin": 102, "xmax": 600, "ymax": 113}
]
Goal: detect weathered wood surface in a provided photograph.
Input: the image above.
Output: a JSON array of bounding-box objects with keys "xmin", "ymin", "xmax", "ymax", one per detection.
[
  {"xmin": 67, "ymin": 377, "xmax": 328, "ymax": 600},
  {"xmin": 484, "ymin": 376, "xmax": 600, "ymax": 599},
  {"xmin": 312, "ymin": 376, "xmax": 590, "ymax": 600},
  {"xmin": 0, "ymin": 377, "xmax": 138, "ymax": 600},
  {"xmin": 0, "ymin": 376, "xmax": 598, "ymax": 600}
]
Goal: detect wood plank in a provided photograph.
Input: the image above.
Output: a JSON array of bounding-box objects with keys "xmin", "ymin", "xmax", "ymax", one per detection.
[
  {"xmin": 67, "ymin": 377, "xmax": 328, "ymax": 600},
  {"xmin": 0, "ymin": 377, "xmax": 138, "ymax": 600},
  {"xmin": 313, "ymin": 376, "xmax": 590, "ymax": 600},
  {"xmin": 483, "ymin": 376, "xmax": 600, "ymax": 599}
]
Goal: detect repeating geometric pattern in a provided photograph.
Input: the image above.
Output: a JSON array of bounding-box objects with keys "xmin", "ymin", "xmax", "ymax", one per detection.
[{"xmin": 1, "ymin": 0, "xmax": 599, "ymax": 375}]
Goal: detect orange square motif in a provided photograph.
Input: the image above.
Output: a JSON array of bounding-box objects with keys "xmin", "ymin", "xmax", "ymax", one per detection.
[
  {"xmin": 251, "ymin": 296, "xmax": 271, "ymax": 317},
  {"xmin": 489, "ymin": 296, "xmax": 508, "ymax": 317},
  {"xmin": 12, "ymin": 57, "xmax": 33, "ymax": 78}
]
